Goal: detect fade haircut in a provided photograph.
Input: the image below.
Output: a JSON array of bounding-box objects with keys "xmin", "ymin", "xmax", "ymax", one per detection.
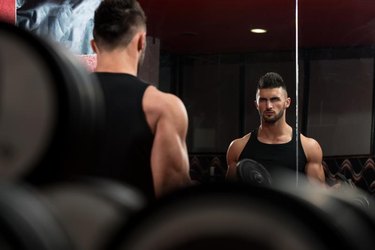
[
  {"xmin": 93, "ymin": 0, "xmax": 146, "ymax": 50},
  {"xmin": 257, "ymin": 72, "xmax": 287, "ymax": 93}
]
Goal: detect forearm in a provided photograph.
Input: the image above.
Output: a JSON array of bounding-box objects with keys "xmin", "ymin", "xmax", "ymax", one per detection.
[
  {"xmin": 153, "ymin": 162, "xmax": 191, "ymax": 197},
  {"xmin": 151, "ymin": 139, "xmax": 192, "ymax": 197}
]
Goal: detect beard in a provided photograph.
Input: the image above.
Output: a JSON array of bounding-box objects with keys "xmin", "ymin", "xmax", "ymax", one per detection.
[{"xmin": 261, "ymin": 109, "xmax": 284, "ymax": 124}]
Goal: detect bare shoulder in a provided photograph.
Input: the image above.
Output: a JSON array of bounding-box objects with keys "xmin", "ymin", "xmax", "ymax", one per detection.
[
  {"xmin": 228, "ymin": 133, "xmax": 251, "ymax": 151},
  {"xmin": 144, "ymin": 86, "xmax": 185, "ymax": 111},
  {"xmin": 300, "ymin": 134, "xmax": 323, "ymax": 160},
  {"xmin": 143, "ymin": 86, "xmax": 188, "ymax": 132},
  {"xmin": 227, "ymin": 133, "xmax": 251, "ymax": 162},
  {"xmin": 300, "ymin": 134, "xmax": 321, "ymax": 150}
]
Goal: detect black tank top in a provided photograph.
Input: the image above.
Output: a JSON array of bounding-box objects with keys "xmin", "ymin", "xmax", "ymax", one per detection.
[
  {"xmin": 239, "ymin": 128, "xmax": 307, "ymax": 176},
  {"xmin": 93, "ymin": 73, "xmax": 155, "ymax": 200}
]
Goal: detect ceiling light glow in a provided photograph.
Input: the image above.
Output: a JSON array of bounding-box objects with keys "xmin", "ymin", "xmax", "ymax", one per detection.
[{"xmin": 251, "ymin": 28, "xmax": 267, "ymax": 34}]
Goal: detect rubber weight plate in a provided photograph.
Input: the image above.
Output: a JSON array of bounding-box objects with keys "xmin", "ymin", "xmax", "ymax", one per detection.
[{"xmin": 0, "ymin": 21, "xmax": 105, "ymax": 182}]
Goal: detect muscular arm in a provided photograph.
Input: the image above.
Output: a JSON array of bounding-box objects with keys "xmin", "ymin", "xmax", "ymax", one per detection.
[
  {"xmin": 301, "ymin": 135, "xmax": 325, "ymax": 185},
  {"xmin": 225, "ymin": 134, "xmax": 249, "ymax": 181},
  {"xmin": 144, "ymin": 87, "xmax": 191, "ymax": 197}
]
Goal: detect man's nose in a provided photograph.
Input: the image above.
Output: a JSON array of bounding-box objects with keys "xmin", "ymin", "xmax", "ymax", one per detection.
[{"xmin": 266, "ymin": 100, "xmax": 273, "ymax": 108}]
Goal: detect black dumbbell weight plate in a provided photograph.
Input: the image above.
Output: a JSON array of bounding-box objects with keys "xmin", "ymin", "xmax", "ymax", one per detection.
[{"xmin": 0, "ymin": 21, "xmax": 104, "ymax": 182}]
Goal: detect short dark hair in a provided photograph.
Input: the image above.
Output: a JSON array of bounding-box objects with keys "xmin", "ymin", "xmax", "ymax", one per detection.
[
  {"xmin": 257, "ymin": 72, "xmax": 287, "ymax": 92},
  {"xmin": 93, "ymin": 0, "xmax": 146, "ymax": 50}
]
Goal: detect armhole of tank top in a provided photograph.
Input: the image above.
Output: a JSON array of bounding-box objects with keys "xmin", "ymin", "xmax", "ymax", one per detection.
[
  {"xmin": 297, "ymin": 132, "xmax": 308, "ymax": 163},
  {"xmin": 239, "ymin": 129, "xmax": 256, "ymax": 160},
  {"xmin": 252, "ymin": 128, "xmax": 258, "ymax": 137},
  {"xmin": 141, "ymin": 84, "xmax": 155, "ymax": 135},
  {"xmin": 249, "ymin": 128, "xmax": 258, "ymax": 143}
]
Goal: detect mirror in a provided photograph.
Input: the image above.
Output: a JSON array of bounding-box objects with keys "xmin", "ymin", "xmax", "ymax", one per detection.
[
  {"xmin": 15, "ymin": 0, "xmax": 297, "ymax": 154},
  {"xmin": 12, "ymin": 0, "xmax": 375, "ymax": 192},
  {"xmin": 139, "ymin": 0, "xmax": 297, "ymax": 153},
  {"xmin": 299, "ymin": 0, "xmax": 375, "ymax": 195},
  {"xmin": 300, "ymin": 0, "xmax": 375, "ymax": 157},
  {"xmin": 13, "ymin": 0, "xmax": 296, "ymax": 185}
]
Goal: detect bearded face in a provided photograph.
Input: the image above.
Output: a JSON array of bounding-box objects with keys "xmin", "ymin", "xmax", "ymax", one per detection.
[
  {"xmin": 261, "ymin": 108, "xmax": 285, "ymax": 124},
  {"xmin": 255, "ymin": 87, "xmax": 291, "ymax": 124}
]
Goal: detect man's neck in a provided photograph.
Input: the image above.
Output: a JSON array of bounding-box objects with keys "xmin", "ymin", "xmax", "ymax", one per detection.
[
  {"xmin": 95, "ymin": 49, "xmax": 138, "ymax": 76},
  {"xmin": 258, "ymin": 121, "xmax": 292, "ymax": 144}
]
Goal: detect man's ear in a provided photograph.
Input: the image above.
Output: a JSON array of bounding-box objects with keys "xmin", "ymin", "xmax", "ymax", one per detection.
[
  {"xmin": 285, "ymin": 97, "xmax": 291, "ymax": 108},
  {"xmin": 137, "ymin": 32, "xmax": 146, "ymax": 52},
  {"xmin": 90, "ymin": 39, "xmax": 98, "ymax": 53},
  {"xmin": 254, "ymin": 100, "xmax": 259, "ymax": 110}
]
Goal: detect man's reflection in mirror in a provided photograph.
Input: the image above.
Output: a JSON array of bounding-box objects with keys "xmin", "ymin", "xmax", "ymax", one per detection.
[{"xmin": 225, "ymin": 72, "xmax": 325, "ymax": 185}]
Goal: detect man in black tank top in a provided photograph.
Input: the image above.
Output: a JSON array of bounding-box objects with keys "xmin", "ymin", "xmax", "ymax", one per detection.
[
  {"xmin": 89, "ymin": 0, "xmax": 192, "ymax": 200},
  {"xmin": 226, "ymin": 72, "xmax": 325, "ymax": 184}
]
